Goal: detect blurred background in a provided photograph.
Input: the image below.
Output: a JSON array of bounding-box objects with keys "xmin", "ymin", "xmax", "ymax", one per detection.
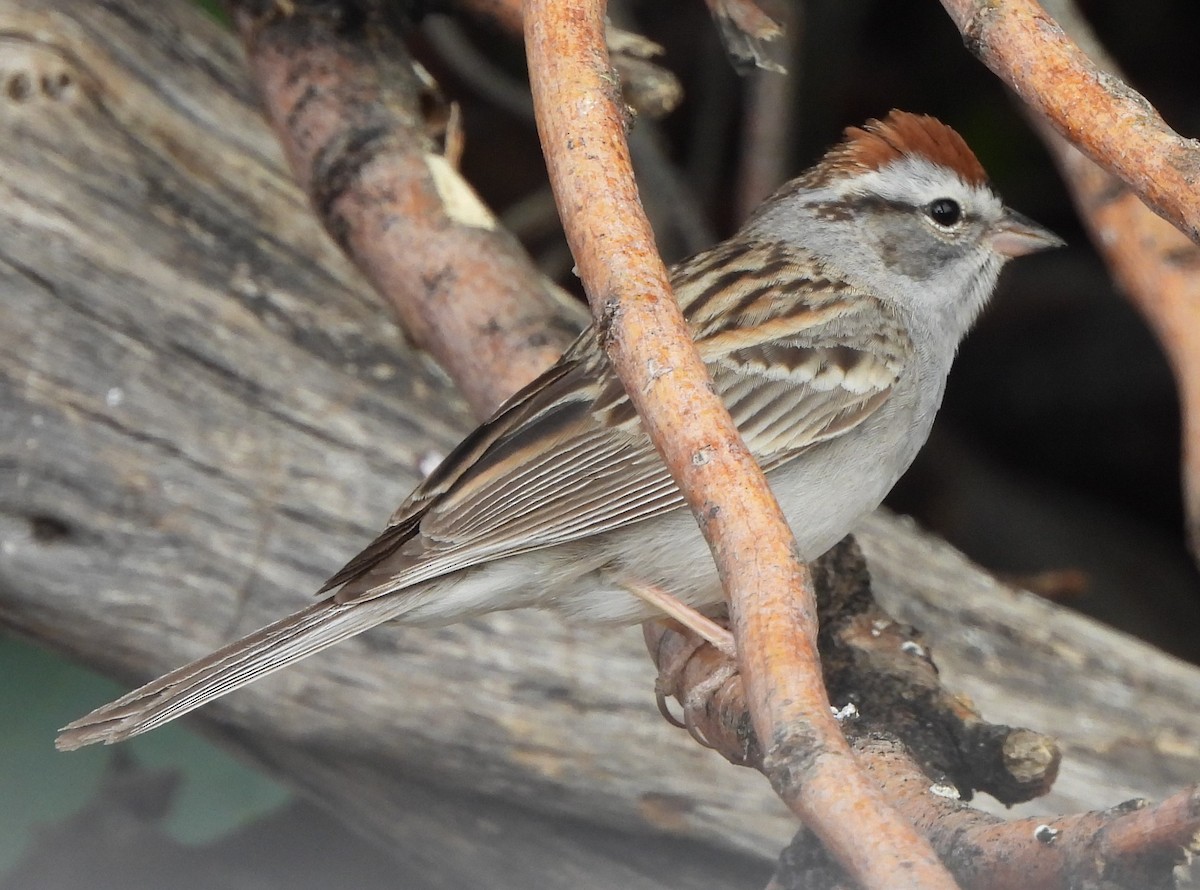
[{"xmin": 3, "ymin": 0, "xmax": 1198, "ymax": 886}]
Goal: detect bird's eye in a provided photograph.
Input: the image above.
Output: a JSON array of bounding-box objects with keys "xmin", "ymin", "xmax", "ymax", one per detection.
[{"xmin": 926, "ymin": 198, "xmax": 962, "ymax": 228}]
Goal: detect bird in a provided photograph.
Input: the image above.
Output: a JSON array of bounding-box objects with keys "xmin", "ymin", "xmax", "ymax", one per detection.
[{"xmin": 57, "ymin": 110, "xmax": 1062, "ymax": 750}]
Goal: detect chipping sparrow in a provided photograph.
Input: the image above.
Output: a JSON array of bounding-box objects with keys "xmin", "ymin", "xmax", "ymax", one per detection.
[{"xmin": 58, "ymin": 110, "xmax": 1061, "ymax": 749}]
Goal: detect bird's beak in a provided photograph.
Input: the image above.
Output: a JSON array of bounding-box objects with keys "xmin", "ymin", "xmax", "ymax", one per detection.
[{"xmin": 989, "ymin": 209, "xmax": 1065, "ymax": 258}]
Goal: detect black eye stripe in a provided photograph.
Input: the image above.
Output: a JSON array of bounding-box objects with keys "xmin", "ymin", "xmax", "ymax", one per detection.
[{"xmin": 839, "ymin": 196, "xmax": 969, "ymax": 227}]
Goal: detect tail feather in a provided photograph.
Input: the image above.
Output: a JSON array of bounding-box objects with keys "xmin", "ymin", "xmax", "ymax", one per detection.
[{"xmin": 56, "ymin": 595, "xmax": 404, "ymax": 750}]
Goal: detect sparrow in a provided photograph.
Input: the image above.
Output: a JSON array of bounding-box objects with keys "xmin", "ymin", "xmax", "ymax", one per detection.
[{"xmin": 57, "ymin": 111, "xmax": 1062, "ymax": 750}]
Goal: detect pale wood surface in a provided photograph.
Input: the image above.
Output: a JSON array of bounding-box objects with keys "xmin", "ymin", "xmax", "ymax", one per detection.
[{"xmin": 1, "ymin": 0, "xmax": 1197, "ymax": 883}]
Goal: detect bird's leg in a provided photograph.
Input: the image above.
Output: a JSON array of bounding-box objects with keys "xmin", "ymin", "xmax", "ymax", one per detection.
[{"xmin": 621, "ymin": 580, "xmax": 736, "ymax": 656}]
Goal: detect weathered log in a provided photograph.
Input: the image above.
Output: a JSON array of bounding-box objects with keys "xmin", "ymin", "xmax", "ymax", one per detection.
[{"xmin": 1, "ymin": 0, "xmax": 1197, "ymax": 883}]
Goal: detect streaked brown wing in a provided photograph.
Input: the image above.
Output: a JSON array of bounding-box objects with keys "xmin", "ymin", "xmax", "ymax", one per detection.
[
  {"xmin": 320, "ymin": 356, "xmax": 586, "ymax": 592},
  {"xmin": 327, "ymin": 242, "xmax": 910, "ymax": 602}
]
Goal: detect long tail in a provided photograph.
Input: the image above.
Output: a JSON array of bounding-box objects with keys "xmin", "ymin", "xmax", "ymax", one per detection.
[{"xmin": 56, "ymin": 594, "xmax": 405, "ymax": 750}]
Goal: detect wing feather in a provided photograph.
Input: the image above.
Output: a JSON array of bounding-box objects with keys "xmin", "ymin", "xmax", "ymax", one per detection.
[{"xmin": 329, "ymin": 241, "xmax": 911, "ymax": 602}]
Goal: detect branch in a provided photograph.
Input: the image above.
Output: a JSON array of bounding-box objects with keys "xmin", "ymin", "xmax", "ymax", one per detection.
[
  {"xmin": 522, "ymin": 1, "xmax": 956, "ymax": 887},
  {"xmin": 939, "ymin": 0, "xmax": 1200, "ymax": 245},
  {"xmin": 230, "ymin": 1, "xmax": 587, "ymax": 416},
  {"xmin": 648, "ymin": 538, "xmax": 1198, "ymax": 890}
]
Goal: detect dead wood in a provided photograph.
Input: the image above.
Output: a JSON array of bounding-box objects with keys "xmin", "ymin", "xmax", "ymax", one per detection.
[{"xmin": 649, "ymin": 538, "xmax": 1197, "ymax": 889}]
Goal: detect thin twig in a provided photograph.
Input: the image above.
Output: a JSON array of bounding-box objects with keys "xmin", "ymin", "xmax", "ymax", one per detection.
[
  {"xmin": 421, "ymin": 16, "xmax": 535, "ymax": 120},
  {"xmin": 629, "ymin": 125, "xmax": 719, "ymax": 259},
  {"xmin": 939, "ymin": 0, "xmax": 1200, "ymax": 245},
  {"xmin": 522, "ymin": 0, "xmax": 959, "ymax": 887},
  {"xmin": 703, "ymin": 0, "xmax": 786, "ymax": 74}
]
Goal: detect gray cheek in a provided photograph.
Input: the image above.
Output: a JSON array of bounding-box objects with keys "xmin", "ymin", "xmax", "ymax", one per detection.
[{"xmin": 865, "ymin": 216, "xmax": 964, "ymax": 281}]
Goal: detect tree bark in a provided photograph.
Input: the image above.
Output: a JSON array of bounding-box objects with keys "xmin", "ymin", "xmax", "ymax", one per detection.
[{"xmin": 1, "ymin": 0, "xmax": 1198, "ymax": 881}]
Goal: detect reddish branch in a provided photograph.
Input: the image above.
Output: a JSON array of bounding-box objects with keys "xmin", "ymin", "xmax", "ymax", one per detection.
[
  {"xmin": 1021, "ymin": 0, "xmax": 1200, "ymax": 565},
  {"xmin": 648, "ymin": 538, "xmax": 1198, "ymax": 890},
  {"xmin": 522, "ymin": 0, "xmax": 956, "ymax": 887},
  {"xmin": 939, "ymin": 0, "xmax": 1200, "ymax": 246},
  {"xmin": 231, "ymin": 2, "xmax": 586, "ymax": 416}
]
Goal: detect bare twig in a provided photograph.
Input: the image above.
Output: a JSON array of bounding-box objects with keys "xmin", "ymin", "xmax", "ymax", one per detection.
[
  {"xmin": 231, "ymin": 2, "xmax": 587, "ymax": 416},
  {"xmin": 522, "ymin": 0, "xmax": 957, "ymax": 887},
  {"xmin": 704, "ymin": 0, "xmax": 786, "ymax": 74},
  {"xmin": 939, "ymin": 0, "xmax": 1200, "ymax": 245},
  {"xmin": 629, "ymin": 125, "xmax": 719, "ymax": 259},
  {"xmin": 603, "ymin": 25, "xmax": 685, "ymax": 120},
  {"xmin": 648, "ymin": 538, "xmax": 1062, "ymax": 807}
]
